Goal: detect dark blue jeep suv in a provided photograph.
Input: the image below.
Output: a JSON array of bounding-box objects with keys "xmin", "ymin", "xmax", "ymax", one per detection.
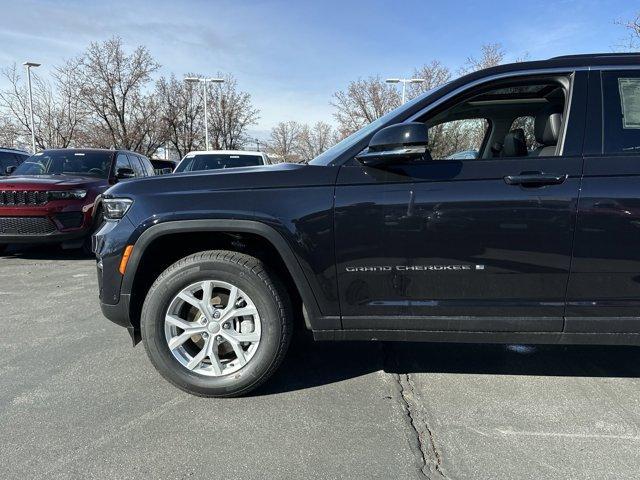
[{"xmin": 95, "ymin": 53, "xmax": 640, "ymax": 397}]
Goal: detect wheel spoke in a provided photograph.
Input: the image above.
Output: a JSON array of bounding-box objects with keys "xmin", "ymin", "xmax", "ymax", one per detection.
[
  {"xmin": 178, "ymin": 291, "xmax": 201, "ymax": 310},
  {"xmin": 226, "ymin": 329, "xmax": 260, "ymax": 343},
  {"xmin": 207, "ymin": 341, "xmax": 224, "ymax": 375},
  {"xmin": 232, "ymin": 305, "xmax": 258, "ymax": 318},
  {"xmin": 201, "ymin": 281, "xmax": 214, "ymax": 305},
  {"xmin": 219, "ymin": 305, "xmax": 258, "ymax": 323},
  {"xmin": 168, "ymin": 330, "xmax": 195, "ymax": 350},
  {"xmin": 165, "ymin": 314, "xmax": 193, "ymax": 330},
  {"xmin": 186, "ymin": 342, "xmax": 209, "ymax": 370},
  {"xmin": 226, "ymin": 286, "xmax": 239, "ymax": 311},
  {"xmin": 225, "ymin": 336, "xmax": 248, "ymax": 366}
]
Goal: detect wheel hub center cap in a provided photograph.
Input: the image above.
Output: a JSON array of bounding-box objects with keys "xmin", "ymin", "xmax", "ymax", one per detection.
[{"xmin": 207, "ymin": 322, "xmax": 220, "ymax": 334}]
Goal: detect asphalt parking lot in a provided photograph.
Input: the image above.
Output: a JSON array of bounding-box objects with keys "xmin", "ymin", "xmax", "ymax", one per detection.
[{"xmin": 1, "ymin": 246, "xmax": 640, "ymax": 479}]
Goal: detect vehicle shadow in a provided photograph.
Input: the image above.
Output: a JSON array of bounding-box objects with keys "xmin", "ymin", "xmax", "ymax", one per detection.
[
  {"xmin": 0, "ymin": 244, "xmax": 92, "ymax": 261},
  {"xmin": 256, "ymin": 336, "xmax": 640, "ymax": 396}
]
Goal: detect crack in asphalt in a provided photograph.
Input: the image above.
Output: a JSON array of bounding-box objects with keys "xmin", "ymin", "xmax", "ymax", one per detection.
[{"xmin": 383, "ymin": 344, "xmax": 447, "ymax": 479}]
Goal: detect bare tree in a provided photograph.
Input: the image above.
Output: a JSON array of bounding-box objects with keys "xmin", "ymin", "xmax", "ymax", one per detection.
[
  {"xmin": 408, "ymin": 60, "xmax": 452, "ymax": 100},
  {"xmin": 269, "ymin": 120, "xmax": 302, "ymax": 162},
  {"xmin": 208, "ymin": 74, "xmax": 260, "ymax": 150},
  {"xmin": 296, "ymin": 121, "xmax": 335, "ymax": 162},
  {"xmin": 458, "ymin": 43, "xmax": 506, "ymax": 75},
  {"xmin": 0, "ymin": 115, "xmax": 21, "ymax": 148},
  {"xmin": 0, "ymin": 63, "xmax": 86, "ymax": 149},
  {"xmin": 156, "ymin": 74, "xmax": 204, "ymax": 159},
  {"xmin": 70, "ymin": 36, "xmax": 163, "ymax": 155},
  {"xmin": 331, "ymin": 76, "xmax": 401, "ymax": 138},
  {"xmin": 616, "ymin": 12, "xmax": 640, "ymax": 50}
]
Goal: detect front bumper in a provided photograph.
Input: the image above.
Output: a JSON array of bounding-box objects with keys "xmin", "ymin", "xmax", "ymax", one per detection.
[
  {"xmin": 0, "ymin": 227, "xmax": 89, "ymax": 244},
  {"xmin": 94, "ymin": 216, "xmax": 139, "ymax": 343},
  {"xmin": 99, "ymin": 294, "xmax": 139, "ymax": 344},
  {"xmin": 0, "ymin": 206, "xmax": 93, "ymax": 244}
]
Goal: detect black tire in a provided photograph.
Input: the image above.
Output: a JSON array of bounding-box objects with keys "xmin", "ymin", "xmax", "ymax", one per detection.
[
  {"xmin": 141, "ymin": 250, "xmax": 293, "ymax": 397},
  {"xmin": 0, "ymin": 244, "xmax": 6, "ymax": 255}
]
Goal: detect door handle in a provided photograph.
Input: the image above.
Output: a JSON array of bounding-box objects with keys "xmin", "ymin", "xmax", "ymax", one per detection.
[{"xmin": 503, "ymin": 173, "xmax": 568, "ymax": 187}]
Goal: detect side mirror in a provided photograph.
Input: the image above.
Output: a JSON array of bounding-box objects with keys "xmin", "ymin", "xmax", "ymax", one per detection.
[
  {"xmin": 116, "ymin": 167, "xmax": 135, "ymax": 180},
  {"xmin": 356, "ymin": 122, "xmax": 429, "ymax": 167},
  {"xmin": 5, "ymin": 165, "xmax": 16, "ymax": 175}
]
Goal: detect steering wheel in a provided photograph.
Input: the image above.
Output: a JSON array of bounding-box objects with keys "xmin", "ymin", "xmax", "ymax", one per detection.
[{"xmin": 88, "ymin": 168, "xmax": 104, "ymax": 175}]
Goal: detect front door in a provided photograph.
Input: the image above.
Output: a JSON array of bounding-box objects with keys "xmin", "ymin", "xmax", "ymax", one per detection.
[{"xmin": 335, "ymin": 71, "xmax": 587, "ymax": 332}]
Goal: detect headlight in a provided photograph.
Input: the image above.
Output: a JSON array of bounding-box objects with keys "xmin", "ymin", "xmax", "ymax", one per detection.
[
  {"xmin": 103, "ymin": 198, "xmax": 133, "ymax": 220},
  {"xmin": 48, "ymin": 189, "xmax": 87, "ymax": 200}
]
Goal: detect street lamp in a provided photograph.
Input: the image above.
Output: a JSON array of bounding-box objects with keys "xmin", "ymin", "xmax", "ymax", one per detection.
[
  {"xmin": 23, "ymin": 61, "xmax": 41, "ymax": 153},
  {"xmin": 184, "ymin": 77, "xmax": 225, "ymax": 151},
  {"xmin": 385, "ymin": 77, "xmax": 426, "ymax": 104}
]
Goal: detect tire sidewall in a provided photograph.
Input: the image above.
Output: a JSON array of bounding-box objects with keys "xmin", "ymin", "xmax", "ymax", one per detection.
[{"xmin": 142, "ymin": 257, "xmax": 283, "ymax": 396}]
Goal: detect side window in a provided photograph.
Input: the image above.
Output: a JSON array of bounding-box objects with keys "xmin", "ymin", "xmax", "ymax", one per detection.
[
  {"xmin": 0, "ymin": 153, "xmax": 8, "ymax": 171},
  {"xmin": 140, "ymin": 156, "xmax": 155, "ymax": 176},
  {"xmin": 422, "ymin": 80, "xmax": 567, "ymax": 160},
  {"xmin": 127, "ymin": 154, "xmax": 144, "ymax": 177},
  {"xmin": 115, "ymin": 153, "xmax": 131, "ymax": 174},
  {"xmin": 602, "ymin": 71, "xmax": 640, "ymax": 155},
  {"xmin": 428, "ymin": 118, "xmax": 489, "ymax": 160},
  {"xmin": 509, "ymin": 116, "xmax": 536, "ymax": 151}
]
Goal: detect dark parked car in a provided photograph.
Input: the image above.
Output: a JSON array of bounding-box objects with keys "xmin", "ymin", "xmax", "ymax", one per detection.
[
  {"xmin": 95, "ymin": 53, "xmax": 640, "ymax": 397},
  {"xmin": 0, "ymin": 148, "xmax": 29, "ymax": 175},
  {"xmin": 150, "ymin": 159, "xmax": 177, "ymax": 175},
  {"xmin": 0, "ymin": 148, "xmax": 154, "ymax": 253}
]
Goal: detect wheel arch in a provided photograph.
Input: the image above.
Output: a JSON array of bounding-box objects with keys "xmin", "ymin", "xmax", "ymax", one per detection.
[{"xmin": 122, "ymin": 219, "xmax": 326, "ymax": 343}]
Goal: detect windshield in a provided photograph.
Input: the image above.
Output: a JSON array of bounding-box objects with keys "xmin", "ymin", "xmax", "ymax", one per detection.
[
  {"xmin": 12, "ymin": 151, "xmax": 113, "ymax": 178},
  {"xmin": 309, "ymin": 85, "xmax": 444, "ymax": 166},
  {"xmin": 175, "ymin": 153, "xmax": 264, "ymax": 173}
]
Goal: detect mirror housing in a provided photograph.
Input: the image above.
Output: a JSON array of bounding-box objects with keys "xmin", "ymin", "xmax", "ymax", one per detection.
[
  {"xmin": 356, "ymin": 122, "xmax": 429, "ymax": 167},
  {"xmin": 116, "ymin": 167, "xmax": 135, "ymax": 180},
  {"xmin": 5, "ymin": 165, "xmax": 16, "ymax": 175}
]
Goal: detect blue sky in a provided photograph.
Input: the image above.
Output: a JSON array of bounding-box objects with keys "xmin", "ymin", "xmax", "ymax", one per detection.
[{"xmin": 0, "ymin": 0, "xmax": 637, "ymax": 138}]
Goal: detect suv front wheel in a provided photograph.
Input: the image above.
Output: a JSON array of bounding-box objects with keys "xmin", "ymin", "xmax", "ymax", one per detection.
[{"xmin": 141, "ymin": 250, "xmax": 292, "ymax": 397}]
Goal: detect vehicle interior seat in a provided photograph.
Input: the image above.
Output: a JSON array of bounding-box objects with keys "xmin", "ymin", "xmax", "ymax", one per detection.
[
  {"xmin": 501, "ymin": 128, "xmax": 528, "ymax": 157},
  {"xmin": 532, "ymin": 105, "xmax": 563, "ymax": 156}
]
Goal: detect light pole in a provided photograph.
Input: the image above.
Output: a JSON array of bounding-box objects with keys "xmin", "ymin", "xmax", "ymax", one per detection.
[
  {"xmin": 23, "ymin": 61, "xmax": 41, "ymax": 153},
  {"xmin": 184, "ymin": 77, "xmax": 225, "ymax": 151},
  {"xmin": 385, "ymin": 77, "xmax": 426, "ymax": 104}
]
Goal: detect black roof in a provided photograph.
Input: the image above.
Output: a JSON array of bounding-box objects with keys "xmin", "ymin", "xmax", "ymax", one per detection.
[
  {"xmin": 426, "ymin": 52, "xmax": 640, "ymax": 110},
  {"xmin": 549, "ymin": 52, "xmax": 640, "ymax": 61},
  {"xmin": 466, "ymin": 52, "xmax": 640, "ymax": 82}
]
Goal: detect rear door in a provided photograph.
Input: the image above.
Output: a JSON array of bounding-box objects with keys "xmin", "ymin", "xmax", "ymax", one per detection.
[{"xmin": 566, "ymin": 69, "xmax": 640, "ymax": 333}]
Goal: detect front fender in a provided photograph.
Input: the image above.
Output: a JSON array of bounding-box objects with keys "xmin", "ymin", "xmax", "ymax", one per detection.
[{"xmin": 121, "ymin": 219, "xmax": 339, "ymax": 330}]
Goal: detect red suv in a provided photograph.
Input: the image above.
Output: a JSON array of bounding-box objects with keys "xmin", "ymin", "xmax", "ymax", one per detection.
[{"xmin": 0, "ymin": 148, "xmax": 155, "ymax": 253}]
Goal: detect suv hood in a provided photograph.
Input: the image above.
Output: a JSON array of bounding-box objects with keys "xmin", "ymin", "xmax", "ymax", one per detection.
[
  {"xmin": 105, "ymin": 163, "xmax": 338, "ymax": 197},
  {"xmin": 0, "ymin": 175, "xmax": 108, "ymax": 190}
]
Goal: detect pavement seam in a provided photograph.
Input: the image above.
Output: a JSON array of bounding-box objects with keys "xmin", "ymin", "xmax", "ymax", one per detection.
[
  {"xmin": 400, "ymin": 372, "xmax": 448, "ymax": 479},
  {"xmin": 382, "ymin": 344, "xmax": 448, "ymax": 480},
  {"xmin": 398, "ymin": 373, "xmax": 448, "ymax": 478}
]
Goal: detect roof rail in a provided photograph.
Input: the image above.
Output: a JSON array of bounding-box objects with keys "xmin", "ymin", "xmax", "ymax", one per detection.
[
  {"xmin": 0, "ymin": 147, "xmax": 29, "ymax": 153},
  {"xmin": 550, "ymin": 52, "xmax": 640, "ymax": 60}
]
